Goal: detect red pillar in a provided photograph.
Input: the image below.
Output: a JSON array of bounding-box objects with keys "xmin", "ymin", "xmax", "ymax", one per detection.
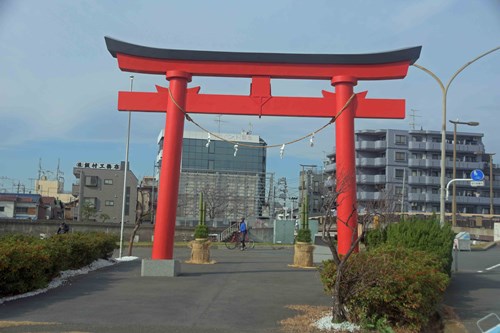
[
  {"xmin": 152, "ymin": 70, "xmax": 192, "ymax": 260},
  {"xmin": 331, "ymin": 75, "xmax": 358, "ymax": 255}
]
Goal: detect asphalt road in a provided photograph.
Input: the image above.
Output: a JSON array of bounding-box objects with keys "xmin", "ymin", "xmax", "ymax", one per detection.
[
  {"xmin": 0, "ymin": 246, "xmax": 330, "ymax": 333},
  {"xmin": 444, "ymin": 245, "xmax": 500, "ymax": 333},
  {"xmin": 1, "ymin": 244, "xmax": 498, "ymax": 333}
]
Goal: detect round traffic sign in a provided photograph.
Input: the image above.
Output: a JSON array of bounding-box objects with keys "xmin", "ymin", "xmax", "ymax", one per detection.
[{"xmin": 470, "ymin": 169, "xmax": 485, "ymax": 181}]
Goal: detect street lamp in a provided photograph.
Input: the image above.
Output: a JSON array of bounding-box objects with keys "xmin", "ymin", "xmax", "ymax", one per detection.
[
  {"xmin": 412, "ymin": 46, "xmax": 500, "ymax": 227},
  {"xmin": 119, "ymin": 75, "xmax": 134, "ymax": 258},
  {"xmin": 449, "ymin": 119, "xmax": 479, "ymax": 226}
]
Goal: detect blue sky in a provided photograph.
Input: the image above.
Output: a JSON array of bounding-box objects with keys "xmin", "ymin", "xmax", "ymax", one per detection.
[{"xmin": 0, "ymin": 0, "xmax": 499, "ymax": 196}]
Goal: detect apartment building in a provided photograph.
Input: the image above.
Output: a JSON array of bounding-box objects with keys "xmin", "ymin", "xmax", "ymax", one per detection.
[{"xmin": 324, "ymin": 129, "xmax": 500, "ymax": 214}]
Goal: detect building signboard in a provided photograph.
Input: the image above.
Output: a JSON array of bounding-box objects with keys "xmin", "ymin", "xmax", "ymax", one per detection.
[{"xmin": 75, "ymin": 162, "xmax": 121, "ymax": 170}]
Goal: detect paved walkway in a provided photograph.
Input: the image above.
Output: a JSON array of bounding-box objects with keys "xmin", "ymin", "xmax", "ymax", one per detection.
[{"xmin": 0, "ymin": 246, "xmax": 331, "ymax": 333}]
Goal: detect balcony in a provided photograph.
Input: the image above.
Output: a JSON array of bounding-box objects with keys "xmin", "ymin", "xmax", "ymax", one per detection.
[
  {"xmin": 407, "ymin": 176, "xmax": 440, "ymax": 186},
  {"xmin": 408, "ymin": 142, "xmax": 426, "ymax": 150},
  {"xmin": 324, "ymin": 163, "xmax": 336, "ymax": 173},
  {"xmin": 72, "ymin": 184, "xmax": 80, "ymax": 196},
  {"xmin": 408, "ymin": 193, "xmax": 426, "ymax": 202},
  {"xmin": 355, "ymin": 140, "xmax": 386, "ymax": 150},
  {"xmin": 408, "ymin": 159, "xmax": 441, "ymax": 168},
  {"xmin": 454, "ymin": 161, "xmax": 483, "ymax": 170},
  {"xmin": 357, "ymin": 157, "xmax": 386, "ymax": 167},
  {"xmin": 357, "ymin": 175, "xmax": 386, "ymax": 184},
  {"xmin": 455, "ymin": 143, "xmax": 482, "ymax": 153},
  {"xmin": 358, "ymin": 192, "xmax": 384, "ymax": 200},
  {"xmin": 455, "ymin": 195, "xmax": 492, "ymax": 205}
]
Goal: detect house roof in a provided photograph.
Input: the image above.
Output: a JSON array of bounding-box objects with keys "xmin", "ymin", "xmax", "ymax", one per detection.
[
  {"xmin": 0, "ymin": 193, "xmax": 42, "ymax": 203},
  {"xmin": 41, "ymin": 196, "xmax": 56, "ymax": 205}
]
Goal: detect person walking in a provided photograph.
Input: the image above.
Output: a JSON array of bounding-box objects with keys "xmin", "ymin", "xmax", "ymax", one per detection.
[
  {"xmin": 57, "ymin": 221, "xmax": 69, "ymax": 234},
  {"xmin": 239, "ymin": 217, "xmax": 247, "ymax": 250}
]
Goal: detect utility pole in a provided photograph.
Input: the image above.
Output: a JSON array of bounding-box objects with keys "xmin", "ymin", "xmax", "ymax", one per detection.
[{"xmin": 300, "ymin": 164, "xmax": 317, "ymax": 216}]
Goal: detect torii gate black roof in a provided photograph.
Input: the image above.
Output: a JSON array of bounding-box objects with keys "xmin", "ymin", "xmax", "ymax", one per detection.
[{"xmin": 105, "ymin": 37, "xmax": 421, "ymax": 65}]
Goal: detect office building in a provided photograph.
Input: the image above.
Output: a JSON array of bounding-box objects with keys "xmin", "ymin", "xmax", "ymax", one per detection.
[
  {"xmin": 72, "ymin": 161, "xmax": 138, "ymax": 223},
  {"xmin": 157, "ymin": 130, "xmax": 268, "ymax": 226}
]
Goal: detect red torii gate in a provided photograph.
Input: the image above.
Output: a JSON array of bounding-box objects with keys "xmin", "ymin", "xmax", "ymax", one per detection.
[{"xmin": 105, "ymin": 37, "xmax": 421, "ymax": 261}]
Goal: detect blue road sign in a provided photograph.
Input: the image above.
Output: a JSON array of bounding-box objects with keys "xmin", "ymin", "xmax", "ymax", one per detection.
[{"xmin": 470, "ymin": 169, "xmax": 485, "ymax": 181}]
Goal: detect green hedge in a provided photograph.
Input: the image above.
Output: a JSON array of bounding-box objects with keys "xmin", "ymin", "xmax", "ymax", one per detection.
[
  {"xmin": 0, "ymin": 232, "xmax": 118, "ymax": 297},
  {"xmin": 320, "ymin": 245, "xmax": 450, "ymax": 332},
  {"xmin": 365, "ymin": 218, "xmax": 454, "ymax": 275}
]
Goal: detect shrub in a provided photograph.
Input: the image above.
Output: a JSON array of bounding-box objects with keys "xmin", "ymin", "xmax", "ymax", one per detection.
[
  {"xmin": 0, "ymin": 232, "xmax": 118, "ymax": 297},
  {"xmin": 194, "ymin": 224, "xmax": 209, "ymax": 239},
  {"xmin": 296, "ymin": 228, "xmax": 312, "ymax": 243},
  {"xmin": 0, "ymin": 235, "xmax": 52, "ymax": 296},
  {"xmin": 320, "ymin": 245, "xmax": 449, "ymax": 332},
  {"xmin": 365, "ymin": 218, "xmax": 454, "ymax": 275}
]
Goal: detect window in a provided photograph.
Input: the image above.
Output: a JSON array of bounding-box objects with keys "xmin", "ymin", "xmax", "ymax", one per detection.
[
  {"xmin": 84, "ymin": 197, "xmax": 97, "ymax": 208},
  {"xmin": 104, "ymin": 179, "xmax": 113, "ymax": 185},
  {"xmin": 395, "ymin": 169, "xmax": 404, "ymax": 179},
  {"xmin": 15, "ymin": 207, "xmax": 28, "ymax": 213},
  {"xmin": 395, "ymin": 152, "xmax": 406, "ymax": 162},
  {"xmin": 395, "ymin": 135, "xmax": 407, "ymax": 145},
  {"xmin": 125, "ymin": 186, "xmax": 130, "ymax": 216},
  {"xmin": 85, "ymin": 175, "xmax": 98, "ymax": 187},
  {"xmin": 105, "ymin": 200, "xmax": 114, "ymax": 206},
  {"xmin": 0, "ymin": 207, "xmax": 4, "ymax": 212},
  {"xmin": 395, "ymin": 186, "xmax": 403, "ymax": 195}
]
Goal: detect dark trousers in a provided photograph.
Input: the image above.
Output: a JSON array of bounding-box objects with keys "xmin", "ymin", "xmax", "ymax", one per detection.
[{"xmin": 240, "ymin": 232, "xmax": 247, "ymax": 248}]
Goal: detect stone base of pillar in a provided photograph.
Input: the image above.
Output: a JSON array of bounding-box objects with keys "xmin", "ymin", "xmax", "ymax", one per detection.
[{"xmin": 141, "ymin": 259, "xmax": 180, "ymax": 277}]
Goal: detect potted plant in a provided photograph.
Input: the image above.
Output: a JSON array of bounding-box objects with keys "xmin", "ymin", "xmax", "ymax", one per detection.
[
  {"xmin": 187, "ymin": 193, "xmax": 215, "ymax": 264},
  {"xmin": 292, "ymin": 195, "xmax": 315, "ymax": 268}
]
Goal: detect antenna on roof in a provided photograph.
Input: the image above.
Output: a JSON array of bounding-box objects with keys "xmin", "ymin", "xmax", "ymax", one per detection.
[
  {"xmin": 409, "ymin": 109, "xmax": 422, "ymax": 130},
  {"xmin": 214, "ymin": 115, "xmax": 228, "ymax": 133}
]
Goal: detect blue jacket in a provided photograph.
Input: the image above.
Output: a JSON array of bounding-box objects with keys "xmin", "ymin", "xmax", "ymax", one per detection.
[{"xmin": 240, "ymin": 221, "xmax": 247, "ymax": 233}]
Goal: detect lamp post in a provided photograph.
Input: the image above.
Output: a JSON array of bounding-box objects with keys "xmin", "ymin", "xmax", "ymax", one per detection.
[
  {"xmin": 449, "ymin": 119, "xmax": 479, "ymax": 226},
  {"xmin": 119, "ymin": 75, "xmax": 134, "ymax": 258},
  {"xmin": 413, "ymin": 46, "xmax": 500, "ymax": 227}
]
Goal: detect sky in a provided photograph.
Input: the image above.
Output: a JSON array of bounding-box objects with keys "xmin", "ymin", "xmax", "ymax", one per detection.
[{"xmin": 0, "ymin": 0, "xmax": 499, "ymax": 197}]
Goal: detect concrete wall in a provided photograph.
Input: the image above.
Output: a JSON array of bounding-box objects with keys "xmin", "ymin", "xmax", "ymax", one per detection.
[
  {"xmin": 0, "ymin": 219, "xmax": 275, "ymax": 243},
  {"xmin": 495, "ymin": 223, "xmax": 500, "ymax": 242}
]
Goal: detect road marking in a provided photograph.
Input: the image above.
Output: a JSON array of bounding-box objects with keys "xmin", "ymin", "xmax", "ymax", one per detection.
[
  {"xmin": 478, "ymin": 270, "xmax": 483, "ymax": 273},
  {"xmin": 486, "ymin": 263, "xmax": 500, "ymax": 271},
  {"xmin": 0, "ymin": 321, "xmax": 57, "ymax": 328}
]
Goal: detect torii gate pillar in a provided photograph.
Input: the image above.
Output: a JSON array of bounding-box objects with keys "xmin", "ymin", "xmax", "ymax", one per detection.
[
  {"xmin": 152, "ymin": 71, "xmax": 191, "ymax": 260},
  {"xmin": 332, "ymin": 76, "xmax": 358, "ymax": 254}
]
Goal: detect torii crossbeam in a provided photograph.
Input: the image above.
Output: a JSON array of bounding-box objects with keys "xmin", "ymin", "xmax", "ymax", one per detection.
[{"xmin": 106, "ymin": 37, "xmax": 421, "ymax": 261}]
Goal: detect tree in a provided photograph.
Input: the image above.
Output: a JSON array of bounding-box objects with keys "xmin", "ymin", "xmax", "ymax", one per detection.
[
  {"xmin": 99, "ymin": 213, "xmax": 110, "ymax": 223},
  {"xmin": 201, "ymin": 183, "xmax": 229, "ymax": 222},
  {"xmin": 320, "ymin": 171, "xmax": 402, "ymax": 323},
  {"xmin": 81, "ymin": 202, "xmax": 97, "ymax": 221},
  {"xmin": 127, "ymin": 188, "xmax": 150, "ymax": 256}
]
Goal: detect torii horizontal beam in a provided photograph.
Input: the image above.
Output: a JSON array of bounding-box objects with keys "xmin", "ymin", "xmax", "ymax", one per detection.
[
  {"xmin": 105, "ymin": 37, "xmax": 421, "ymax": 80},
  {"xmin": 117, "ymin": 86, "xmax": 405, "ymax": 119}
]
